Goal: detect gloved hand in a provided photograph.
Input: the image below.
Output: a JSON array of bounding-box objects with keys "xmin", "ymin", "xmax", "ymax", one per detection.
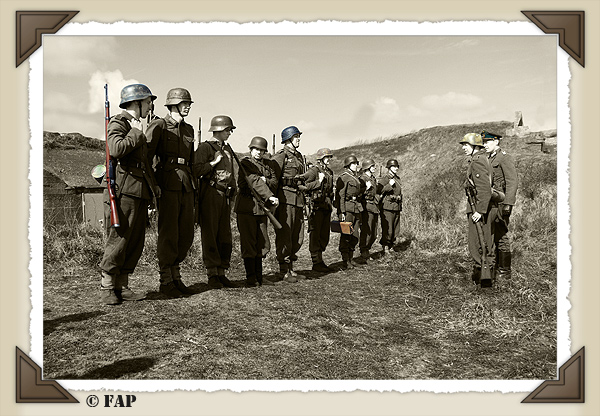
[{"xmin": 502, "ymin": 204, "xmax": 513, "ymax": 217}]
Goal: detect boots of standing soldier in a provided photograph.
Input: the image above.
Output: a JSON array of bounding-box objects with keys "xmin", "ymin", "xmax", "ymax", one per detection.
[
  {"xmin": 289, "ymin": 262, "xmax": 306, "ymax": 280},
  {"xmin": 497, "ymin": 251, "xmax": 512, "ymax": 279},
  {"xmin": 280, "ymin": 263, "xmax": 297, "ymax": 283},
  {"xmin": 349, "ymin": 251, "xmax": 364, "ymax": 267},
  {"xmin": 218, "ymin": 274, "xmax": 236, "ymax": 288},
  {"xmin": 354, "ymin": 250, "xmax": 367, "ymax": 265},
  {"xmin": 311, "ymin": 251, "xmax": 330, "ymax": 273},
  {"xmin": 244, "ymin": 258, "xmax": 259, "ymax": 287},
  {"xmin": 100, "ymin": 271, "xmax": 120, "ymax": 305},
  {"xmin": 159, "ymin": 268, "xmax": 184, "ymax": 298},
  {"xmin": 171, "ymin": 265, "xmax": 195, "ymax": 295},
  {"xmin": 256, "ymin": 257, "xmax": 274, "ymax": 286},
  {"xmin": 341, "ymin": 252, "xmax": 353, "ymax": 270},
  {"xmin": 208, "ymin": 275, "xmax": 224, "ymax": 289},
  {"xmin": 115, "ymin": 273, "xmax": 146, "ymax": 301},
  {"xmin": 471, "ymin": 266, "xmax": 481, "ymax": 285}
]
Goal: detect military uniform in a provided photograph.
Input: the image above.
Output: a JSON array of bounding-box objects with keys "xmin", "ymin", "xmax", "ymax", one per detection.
[
  {"xmin": 465, "ymin": 151, "xmax": 495, "ymax": 274},
  {"xmin": 146, "ymin": 113, "xmax": 196, "ymax": 294},
  {"xmin": 194, "ymin": 138, "xmax": 237, "ymax": 280},
  {"xmin": 100, "ymin": 110, "xmax": 158, "ymax": 299},
  {"xmin": 359, "ymin": 170, "xmax": 380, "ymax": 259},
  {"xmin": 379, "ymin": 172, "xmax": 403, "ymax": 250},
  {"xmin": 235, "ymin": 152, "xmax": 278, "ymax": 285},
  {"xmin": 489, "ymin": 146, "xmax": 518, "ymax": 278},
  {"xmin": 272, "ymin": 145, "xmax": 307, "ymax": 276},
  {"xmin": 336, "ymin": 167, "xmax": 365, "ymax": 264},
  {"xmin": 301, "ymin": 160, "xmax": 335, "ymax": 269}
]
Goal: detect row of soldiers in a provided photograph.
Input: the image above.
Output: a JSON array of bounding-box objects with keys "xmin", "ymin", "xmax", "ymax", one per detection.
[
  {"xmin": 98, "ymin": 84, "xmax": 405, "ymax": 304},
  {"xmin": 98, "ymin": 84, "xmax": 516, "ymax": 305}
]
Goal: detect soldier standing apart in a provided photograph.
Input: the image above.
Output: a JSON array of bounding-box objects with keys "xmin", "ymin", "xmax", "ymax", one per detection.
[
  {"xmin": 194, "ymin": 115, "xmax": 237, "ymax": 289},
  {"xmin": 482, "ymin": 131, "xmax": 518, "ymax": 280},
  {"xmin": 336, "ymin": 155, "xmax": 367, "ymax": 269},
  {"xmin": 300, "ymin": 148, "xmax": 335, "ymax": 273},
  {"xmin": 99, "ymin": 84, "xmax": 159, "ymax": 305},
  {"xmin": 146, "ymin": 88, "xmax": 196, "ymax": 298},
  {"xmin": 358, "ymin": 159, "xmax": 380, "ymax": 262},
  {"xmin": 234, "ymin": 136, "xmax": 279, "ymax": 287},
  {"xmin": 460, "ymin": 133, "xmax": 495, "ymax": 287},
  {"xmin": 272, "ymin": 126, "xmax": 308, "ymax": 283},
  {"xmin": 379, "ymin": 159, "xmax": 403, "ymax": 255}
]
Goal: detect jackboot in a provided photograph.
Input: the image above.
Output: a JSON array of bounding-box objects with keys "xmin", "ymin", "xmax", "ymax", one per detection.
[
  {"xmin": 496, "ymin": 251, "xmax": 512, "ymax": 279},
  {"xmin": 340, "ymin": 252, "xmax": 353, "ymax": 270},
  {"xmin": 471, "ymin": 266, "xmax": 481, "ymax": 285},
  {"xmin": 256, "ymin": 257, "xmax": 274, "ymax": 285},
  {"xmin": 208, "ymin": 275, "xmax": 224, "ymax": 289},
  {"xmin": 218, "ymin": 275, "xmax": 236, "ymax": 288},
  {"xmin": 160, "ymin": 281, "xmax": 184, "ymax": 298},
  {"xmin": 244, "ymin": 258, "xmax": 259, "ymax": 287}
]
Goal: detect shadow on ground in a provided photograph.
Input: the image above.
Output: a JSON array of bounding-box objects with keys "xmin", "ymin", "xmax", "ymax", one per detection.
[
  {"xmin": 57, "ymin": 356, "xmax": 156, "ymax": 379},
  {"xmin": 44, "ymin": 311, "xmax": 106, "ymax": 336}
]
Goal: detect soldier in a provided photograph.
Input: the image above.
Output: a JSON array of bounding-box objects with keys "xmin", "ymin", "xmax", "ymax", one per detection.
[
  {"xmin": 146, "ymin": 88, "xmax": 196, "ymax": 298},
  {"xmin": 194, "ymin": 115, "xmax": 237, "ymax": 289},
  {"xmin": 379, "ymin": 159, "xmax": 403, "ymax": 255},
  {"xmin": 299, "ymin": 148, "xmax": 335, "ymax": 273},
  {"xmin": 358, "ymin": 159, "xmax": 380, "ymax": 262},
  {"xmin": 336, "ymin": 155, "xmax": 366, "ymax": 269},
  {"xmin": 234, "ymin": 136, "xmax": 279, "ymax": 287},
  {"xmin": 271, "ymin": 126, "xmax": 308, "ymax": 283},
  {"xmin": 460, "ymin": 133, "xmax": 495, "ymax": 287},
  {"xmin": 99, "ymin": 84, "xmax": 159, "ymax": 305},
  {"xmin": 482, "ymin": 130, "xmax": 518, "ymax": 280}
]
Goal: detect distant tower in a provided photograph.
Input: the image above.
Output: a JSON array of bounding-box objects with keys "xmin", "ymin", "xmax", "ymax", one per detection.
[{"xmin": 505, "ymin": 111, "xmax": 530, "ymax": 137}]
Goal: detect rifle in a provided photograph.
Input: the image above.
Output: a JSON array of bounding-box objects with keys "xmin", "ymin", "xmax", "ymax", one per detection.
[
  {"xmin": 272, "ymin": 133, "xmax": 275, "ymax": 156},
  {"xmin": 301, "ymin": 155, "xmax": 313, "ymax": 229},
  {"xmin": 226, "ymin": 143, "xmax": 282, "ymax": 230},
  {"xmin": 104, "ymin": 84, "xmax": 120, "ymax": 227},
  {"xmin": 465, "ymin": 186, "xmax": 493, "ymax": 284},
  {"xmin": 194, "ymin": 117, "xmax": 202, "ymax": 225}
]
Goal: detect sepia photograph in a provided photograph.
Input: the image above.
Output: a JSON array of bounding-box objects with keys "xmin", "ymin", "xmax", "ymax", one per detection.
[{"xmin": 38, "ymin": 28, "xmax": 561, "ymax": 385}]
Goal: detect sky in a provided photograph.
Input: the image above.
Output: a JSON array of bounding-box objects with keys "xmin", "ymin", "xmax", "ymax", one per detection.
[{"xmin": 43, "ymin": 34, "xmax": 557, "ymax": 154}]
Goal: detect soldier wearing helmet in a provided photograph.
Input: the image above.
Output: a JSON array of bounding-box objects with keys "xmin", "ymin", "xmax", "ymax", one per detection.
[
  {"xmin": 335, "ymin": 155, "xmax": 366, "ymax": 269},
  {"xmin": 379, "ymin": 159, "xmax": 403, "ymax": 255},
  {"xmin": 145, "ymin": 88, "xmax": 196, "ymax": 298},
  {"xmin": 234, "ymin": 137, "xmax": 279, "ymax": 287},
  {"xmin": 270, "ymin": 125, "xmax": 308, "ymax": 283},
  {"xmin": 296, "ymin": 147, "xmax": 336, "ymax": 273},
  {"xmin": 358, "ymin": 158, "xmax": 380, "ymax": 261},
  {"xmin": 482, "ymin": 130, "xmax": 517, "ymax": 281},
  {"xmin": 193, "ymin": 115, "xmax": 238, "ymax": 289},
  {"xmin": 461, "ymin": 132, "xmax": 495, "ymax": 287},
  {"xmin": 99, "ymin": 83, "xmax": 159, "ymax": 305}
]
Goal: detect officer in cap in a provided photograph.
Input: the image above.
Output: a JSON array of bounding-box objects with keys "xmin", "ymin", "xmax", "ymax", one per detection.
[
  {"xmin": 194, "ymin": 115, "xmax": 238, "ymax": 289},
  {"xmin": 146, "ymin": 88, "xmax": 196, "ymax": 298},
  {"xmin": 234, "ymin": 136, "xmax": 279, "ymax": 287},
  {"xmin": 359, "ymin": 159, "xmax": 381, "ymax": 261},
  {"xmin": 297, "ymin": 148, "xmax": 336, "ymax": 273},
  {"xmin": 271, "ymin": 126, "xmax": 308, "ymax": 283},
  {"xmin": 482, "ymin": 130, "xmax": 518, "ymax": 280},
  {"xmin": 99, "ymin": 83, "xmax": 159, "ymax": 305},
  {"xmin": 460, "ymin": 132, "xmax": 495, "ymax": 287},
  {"xmin": 335, "ymin": 155, "xmax": 366, "ymax": 269},
  {"xmin": 379, "ymin": 159, "xmax": 403, "ymax": 255}
]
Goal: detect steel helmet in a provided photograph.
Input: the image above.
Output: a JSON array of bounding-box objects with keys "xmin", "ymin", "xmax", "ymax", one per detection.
[
  {"xmin": 91, "ymin": 164, "xmax": 106, "ymax": 184},
  {"xmin": 248, "ymin": 136, "xmax": 268, "ymax": 151},
  {"xmin": 316, "ymin": 148, "xmax": 333, "ymax": 160},
  {"xmin": 363, "ymin": 158, "xmax": 376, "ymax": 169},
  {"xmin": 208, "ymin": 115, "xmax": 236, "ymax": 132},
  {"xmin": 386, "ymin": 159, "xmax": 399, "ymax": 169},
  {"xmin": 119, "ymin": 84, "xmax": 156, "ymax": 108},
  {"xmin": 164, "ymin": 88, "xmax": 193, "ymax": 106},
  {"xmin": 481, "ymin": 130, "xmax": 502, "ymax": 141},
  {"xmin": 460, "ymin": 133, "xmax": 484, "ymax": 147},
  {"xmin": 281, "ymin": 126, "xmax": 302, "ymax": 143},
  {"xmin": 343, "ymin": 155, "xmax": 359, "ymax": 167}
]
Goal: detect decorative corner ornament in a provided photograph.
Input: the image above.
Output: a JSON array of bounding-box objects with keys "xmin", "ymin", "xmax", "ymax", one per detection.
[
  {"xmin": 522, "ymin": 11, "xmax": 585, "ymax": 67},
  {"xmin": 15, "ymin": 11, "xmax": 79, "ymax": 67}
]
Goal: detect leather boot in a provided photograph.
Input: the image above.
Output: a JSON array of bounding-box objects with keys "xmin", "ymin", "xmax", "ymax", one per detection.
[
  {"xmin": 256, "ymin": 257, "xmax": 274, "ymax": 285},
  {"xmin": 341, "ymin": 252, "xmax": 353, "ymax": 270},
  {"xmin": 244, "ymin": 258, "xmax": 259, "ymax": 287},
  {"xmin": 218, "ymin": 275, "xmax": 236, "ymax": 288},
  {"xmin": 114, "ymin": 274, "xmax": 147, "ymax": 301},
  {"xmin": 290, "ymin": 262, "xmax": 306, "ymax": 280},
  {"xmin": 496, "ymin": 251, "xmax": 512, "ymax": 279},
  {"xmin": 172, "ymin": 265, "xmax": 194, "ymax": 294},
  {"xmin": 208, "ymin": 275, "xmax": 224, "ymax": 289},
  {"xmin": 100, "ymin": 272, "xmax": 121, "ymax": 305}
]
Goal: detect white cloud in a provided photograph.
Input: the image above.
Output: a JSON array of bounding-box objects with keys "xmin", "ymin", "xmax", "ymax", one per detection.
[
  {"xmin": 370, "ymin": 97, "xmax": 401, "ymax": 123},
  {"xmin": 420, "ymin": 92, "xmax": 483, "ymax": 111},
  {"xmin": 87, "ymin": 70, "xmax": 139, "ymax": 114}
]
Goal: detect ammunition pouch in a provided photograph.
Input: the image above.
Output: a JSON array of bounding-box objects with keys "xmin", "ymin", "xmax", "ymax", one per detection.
[{"xmin": 491, "ymin": 189, "xmax": 505, "ymax": 203}]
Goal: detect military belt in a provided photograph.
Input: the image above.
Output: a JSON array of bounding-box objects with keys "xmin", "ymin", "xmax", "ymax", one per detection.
[
  {"xmin": 209, "ymin": 180, "xmax": 234, "ymax": 197},
  {"xmin": 167, "ymin": 157, "xmax": 188, "ymax": 165},
  {"xmin": 345, "ymin": 196, "xmax": 358, "ymax": 201}
]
